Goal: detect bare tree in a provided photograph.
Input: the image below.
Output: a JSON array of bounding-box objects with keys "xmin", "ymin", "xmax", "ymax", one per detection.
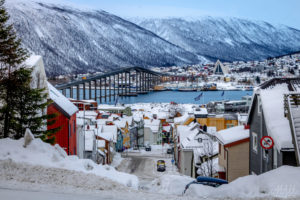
[{"xmin": 197, "ymin": 139, "xmax": 216, "ymax": 177}]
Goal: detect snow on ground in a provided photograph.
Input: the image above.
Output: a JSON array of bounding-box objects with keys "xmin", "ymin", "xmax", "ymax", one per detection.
[
  {"xmin": 187, "ymin": 165, "xmax": 300, "ymax": 199},
  {"xmin": 110, "ymin": 152, "xmax": 124, "ymax": 168},
  {"xmin": 149, "ymin": 174, "xmax": 194, "ymax": 196},
  {"xmin": 147, "ymin": 165, "xmax": 300, "ymax": 199},
  {"xmin": 0, "ymin": 138, "xmax": 138, "ymax": 189}
]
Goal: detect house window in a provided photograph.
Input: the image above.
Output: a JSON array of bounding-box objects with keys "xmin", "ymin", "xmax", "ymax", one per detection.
[
  {"xmin": 257, "ymin": 96, "xmax": 262, "ymax": 114},
  {"xmin": 226, "ymin": 124, "xmax": 234, "ymax": 129},
  {"xmin": 263, "ymin": 149, "xmax": 268, "ymax": 160},
  {"xmin": 252, "ymin": 132, "xmax": 258, "ymax": 153}
]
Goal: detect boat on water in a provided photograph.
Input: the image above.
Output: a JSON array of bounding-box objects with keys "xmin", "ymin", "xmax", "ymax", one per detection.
[
  {"xmin": 178, "ymin": 87, "xmax": 197, "ymax": 92},
  {"xmin": 200, "ymin": 83, "xmax": 217, "ymax": 91},
  {"xmin": 154, "ymin": 85, "xmax": 168, "ymax": 91}
]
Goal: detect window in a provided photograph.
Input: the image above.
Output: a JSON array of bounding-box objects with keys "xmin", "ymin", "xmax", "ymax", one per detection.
[
  {"xmin": 257, "ymin": 96, "xmax": 262, "ymax": 114},
  {"xmin": 226, "ymin": 124, "xmax": 234, "ymax": 129},
  {"xmin": 69, "ymin": 124, "xmax": 71, "ymax": 138},
  {"xmin": 252, "ymin": 132, "xmax": 258, "ymax": 153},
  {"xmin": 263, "ymin": 149, "xmax": 268, "ymax": 160}
]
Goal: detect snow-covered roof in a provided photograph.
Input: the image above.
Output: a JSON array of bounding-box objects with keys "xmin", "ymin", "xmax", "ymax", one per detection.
[
  {"xmin": 77, "ymin": 111, "xmax": 98, "ymax": 118},
  {"xmin": 25, "ymin": 55, "xmax": 42, "ymax": 67},
  {"xmin": 207, "ymin": 127, "xmax": 217, "ymax": 135},
  {"xmin": 216, "ymin": 126, "xmax": 249, "ymax": 145},
  {"xmin": 238, "ymin": 114, "xmax": 248, "ymax": 123},
  {"xmin": 48, "ymin": 82, "xmax": 78, "ymax": 117},
  {"xmin": 97, "ymin": 140, "xmax": 106, "ymax": 148},
  {"xmin": 144, "ymin": 119, "xmax": 161, "ymax": 133},
  {"xmin": 260, "ymin": 84, "xmax": 294, "ymax": 149},
  {"xmin": 177, "ymin": 125, "xmax": 199, "ymax": 147},
  {"xmin": 194, "ymin": 107, "xmax": 208, "ymax": 115},
  {"xmin": 24, "ymin": 55, "xmax": 48, "ymax": 90},
  {"xmin": 181, "ymin": 130, "xmax": 208, "ymax": 149},
  {"xmin": 174, "ymin": 113, "xmax": 191, "ymax": 124},
  {"xmin": 96, "ymin": 125, "xmax": 118, "ymax": 143},
  {"xmin": 98, "ymin": 104, "xmax": 125, "ymax": 110}
]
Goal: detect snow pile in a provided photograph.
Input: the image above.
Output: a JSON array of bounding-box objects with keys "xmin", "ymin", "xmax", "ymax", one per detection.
[
  {"xmin": 180, "ymin": 166, "xmax": 300, "ymax": 199},
  {"xmin": 148, "ymin": 165, "xmax": 300, "ymax": 198},
  {"xmin": 150, "ymin": 174, "xmax": 194, "ymax": 196},
  {"xmin": 110, "ymin": 153, "xmax": 123, "ymax": 168},
  {"xmin": 0, "ymin": 138, "xmax": 139, "ymax": 189}
]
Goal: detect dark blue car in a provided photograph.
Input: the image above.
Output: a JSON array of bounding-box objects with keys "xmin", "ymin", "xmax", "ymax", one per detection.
[{"xmin": 183, "ymin": 176, "xmax": 228, "ymax": 194}]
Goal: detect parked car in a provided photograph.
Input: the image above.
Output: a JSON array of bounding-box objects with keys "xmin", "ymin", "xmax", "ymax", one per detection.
[
  {"xmin": 167, "ymin": 148, "xmax": 173, "ymax": 154},
  {"xmin": 145, "ymin": 144, "xmax": 151, "ymax": 151},
  {"xmin": 183, "ymin": 176, "xmax": 228, "ymax": 194},
  {"xmin": 157, "ymin": 160, "xmax": 166, "ymax": 172}
]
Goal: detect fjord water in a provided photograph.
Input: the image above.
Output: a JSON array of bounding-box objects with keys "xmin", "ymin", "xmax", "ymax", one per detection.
[
  {"xmin": 117, "ymin": 90, "xmax": 253, "ymax": 104},
  {"xmin": 66, "ymin": 89, "xmax": 252, "ymax": 104}
]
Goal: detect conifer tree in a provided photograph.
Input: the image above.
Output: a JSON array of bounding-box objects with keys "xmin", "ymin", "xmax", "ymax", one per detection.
[
  {"xmin": 0, "ymin": 0, "xmax": 28, "ymax": 137},
  {"xmin": 0, "ymin": 0, "xmax": 59, "ymax": 142},
  {"xmin": 11, "ymin": 68, "xmax": 60, "ymax": 143}
]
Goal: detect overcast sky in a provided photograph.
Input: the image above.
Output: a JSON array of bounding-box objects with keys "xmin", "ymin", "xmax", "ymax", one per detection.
[{"xmin": 60, "ymin": 0, "xmax": 300, "ymax": 29}]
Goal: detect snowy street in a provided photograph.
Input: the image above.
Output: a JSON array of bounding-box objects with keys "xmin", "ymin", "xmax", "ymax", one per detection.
[{"xmin": 116, "ymin": 146, "xmax": 178, "ymax": 190}]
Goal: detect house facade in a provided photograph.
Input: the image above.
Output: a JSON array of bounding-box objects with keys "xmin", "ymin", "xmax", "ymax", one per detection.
[
  {"xmin": 247, "ymin": 78, "xmax": 299, "ymax": 175},
  {"xmin": 47, "ymin": 83, "xmax": 79, "ymax": 155},
  {"xmin": 216, "ymin": 126, "xmax": 249, "ymax": 182}
]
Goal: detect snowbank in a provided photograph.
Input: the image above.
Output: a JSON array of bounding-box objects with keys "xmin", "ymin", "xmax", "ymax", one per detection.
[
  {"xmin": 171, "ymin": 166, "xmax": 300, "ymax": 199},
  {"xmin": 149, "ymin": 174, "xmax": 194, "ymax": 196},
  {"xmin": 0, "ymin": 138, "xmax": 139, "ymax": 189}
]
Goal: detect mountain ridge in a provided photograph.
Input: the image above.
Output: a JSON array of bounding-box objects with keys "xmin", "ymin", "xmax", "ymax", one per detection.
[
  {"xmin": 130, "ymin": 17, "xmax": 300, "ymax": 62},
  {"xmin": 6, "ymin": 0, "xmax": 203, "ymax": 76}
]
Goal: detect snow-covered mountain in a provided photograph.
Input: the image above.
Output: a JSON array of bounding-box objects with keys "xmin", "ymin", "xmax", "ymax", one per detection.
[
  {"xmin": 131, "ymin": 17, "xmax": 300, "ymax": 62},
  {"xmin": 6, "ymin": 0, "xmax": 203, "ymax": 76}
]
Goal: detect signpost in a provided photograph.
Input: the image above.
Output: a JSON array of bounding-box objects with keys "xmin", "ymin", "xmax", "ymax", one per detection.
[{"xmin": 260, "ymin": 136, "xmax": 274, "ymax": 150}]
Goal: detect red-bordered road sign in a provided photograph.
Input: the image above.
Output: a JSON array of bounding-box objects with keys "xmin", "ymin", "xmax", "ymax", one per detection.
[{"xmin": 260, "ymin": 136, "xmax": 274, "ymax": 149}]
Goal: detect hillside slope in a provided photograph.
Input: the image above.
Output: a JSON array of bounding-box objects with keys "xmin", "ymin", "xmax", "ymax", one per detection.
[
  {"xmin": 6, "ymin": 0, "xmax": 203, "ymax": 76},
  {"xmin": 131, "ymin": 17, "xmax": 300, "ymax": 62}
]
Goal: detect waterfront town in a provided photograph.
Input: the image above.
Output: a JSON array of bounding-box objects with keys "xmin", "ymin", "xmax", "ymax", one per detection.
[
  {"xmin": 1, "ymin": 0, "xmax": 300, "ymax": 199},
  {"xmin": 2, "ymin": 52, "xmax": 299, "ymax": 198}
]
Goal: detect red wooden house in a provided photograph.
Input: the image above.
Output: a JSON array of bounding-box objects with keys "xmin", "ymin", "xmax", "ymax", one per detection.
[
  {"xmin": 47, "ymin": 83, "xmax": 79, "ymax": 155},
  {"xmin": 70, "ymin": 99, "xmax": 98, "ymax": 111}
]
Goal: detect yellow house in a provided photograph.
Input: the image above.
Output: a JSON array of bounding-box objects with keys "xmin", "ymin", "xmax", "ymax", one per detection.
[
  {"xmin": 196, "ymin": 114, "xmax": 238, "ymax": 131},
  {"xmin": 216, "ymin": 126, "xmax": 250, "ymax": 182}
]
